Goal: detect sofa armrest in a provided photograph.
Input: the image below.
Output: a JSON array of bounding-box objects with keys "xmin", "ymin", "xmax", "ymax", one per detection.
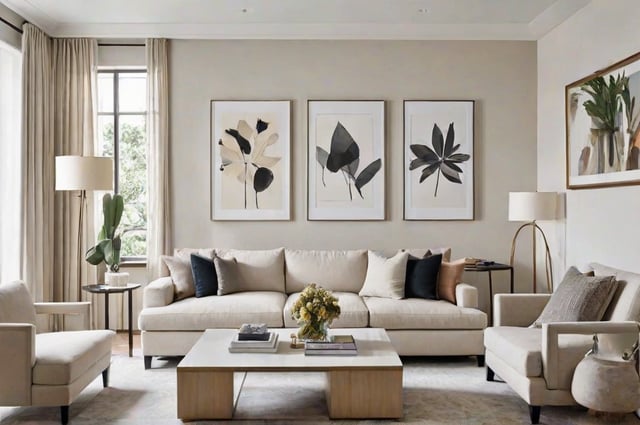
[
  {"xmin": 143, "ymin": 277, "xmax": 175, "ymax": 308},
  {"xmin": 456, "ymin": 283, "xmax": 478, "ymax": 308},
  {"xmin": 0, "ymin": 323, "xmax": 35, "ymax": 405},
  {"xmin": 542, "ymin": 321, "xmax": 639, "ymax": 389},
  {"xmin": 493, "ymin": 294, "xmax": 551, "ymax": 327},
  {"xmin": 34, "ymin": 302, "xmax": 91, "ymax": 330}
]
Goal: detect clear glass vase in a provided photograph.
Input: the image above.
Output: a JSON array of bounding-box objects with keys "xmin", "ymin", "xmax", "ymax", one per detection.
[{"xmin": 297, "ymin": 320, "xmax": 329, "ymax": 341}]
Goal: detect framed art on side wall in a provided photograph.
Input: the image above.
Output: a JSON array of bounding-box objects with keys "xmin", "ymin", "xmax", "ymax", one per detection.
[
  {"xmin": 566, "ymin": 51, "xmax": 640, "ymax": 189},
  {"xmin": 211, "ymin": 100, "xmax": 290, "ymax": 220},
  {"xmin": 307, "ymin": 100, "xmax": 385, "ymax": 220},
  {"xmin": 404, "ymin": 100, "xmax": 474, "ymax": 220}
]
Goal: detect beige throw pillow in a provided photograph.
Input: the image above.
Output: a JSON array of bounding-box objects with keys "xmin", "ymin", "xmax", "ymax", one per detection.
[
  {"xmin": 532, "ymin": 266, "xmax": 617, "ymax": 327},
  {"xmin": 437, "ymin": 259, "xmax": 466, "ymax": 304},
  {"xmin": 161, "ymin": 255, "xmax": 195, "ymax": 300},
  {"xmin": 359, "ymin": 251, "xmax": 409, "ymax": 299},
  {"xmin": 215, "ymin": 256, "xmax": 240, "ymax": 295}
]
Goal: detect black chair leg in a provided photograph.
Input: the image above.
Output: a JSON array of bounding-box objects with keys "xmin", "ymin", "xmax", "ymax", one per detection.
[
  {"xmin": 486, "ymin": 366, "xmax": 495, "ymax": 381},
  {"xmin": 529, "ymin": 405, "xmax": 541, "ymax": 424},
  {"xmin": 476, "ymin": 355, "xmax": 485, "ymax": 367},
  {"xmin": 102, "ymin": 367, "xmax": 110, "ymax": 387},
  {"xmin": 144, "ymin": 355, "xmax": 152, "ymax": 370},
  {"xmin": 60, "ymin": 405, "xmax": 69, "ymax": 425}
]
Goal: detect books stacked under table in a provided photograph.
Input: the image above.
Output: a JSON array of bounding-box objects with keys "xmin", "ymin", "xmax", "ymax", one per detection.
[
  {"xmin": 228, "ymin": 323, "xmax": 279, "ymax": 353},
  {"xmin": 304, "ymin": 335, "xmax": 358, "ymax": 356}
]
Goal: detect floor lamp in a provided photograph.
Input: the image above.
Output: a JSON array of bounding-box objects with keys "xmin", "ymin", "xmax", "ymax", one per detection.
[
  {"xmin": 55, "ymin": 156, "xmax": 113, "ymax": 301},
  {"xmin": 508, "ymin": 191, "xmax": 556, "ymax": 293}
]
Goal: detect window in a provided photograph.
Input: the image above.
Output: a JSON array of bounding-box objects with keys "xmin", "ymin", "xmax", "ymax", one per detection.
[
  {"xmin": 97, "ymin": 70, "xmax": 147, "ymax": 260},
  {"xmin": 0, "ymin": 40, "xmax": 22, "ymax": 281}
]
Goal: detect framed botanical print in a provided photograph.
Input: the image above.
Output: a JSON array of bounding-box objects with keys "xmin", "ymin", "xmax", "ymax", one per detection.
[
  {"xmin": 404, "ymin": 100, "xmax": 474, "ymax": 220},
  {"xmin": 211, "ymin": 100, "xmax": 290, "ymax": 220},
  {"xmin": 307, "ymin": 100, "xmax": 385, "ymax": 220}
]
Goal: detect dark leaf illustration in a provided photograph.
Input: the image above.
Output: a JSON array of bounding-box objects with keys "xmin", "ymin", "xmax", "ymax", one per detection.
[
  {"xmin": 256, "ymin": 119, "xmax": 269, "ymax": 134},
  {"xmin": 355, "ymin": 158, "xmax": 382, "ymax": 198},
  {"xmin": 316, "ymin": 146, "xmax": 329, "ymax": 187},
  {"xmin": 225, "ymin": 128, "xmax": 252, "ymax": 154},
  {"xmin": 342, "ymin": 158, "xmax": 360, "ymax": 181},
  {"xmin": 253, "ymin": 167, "xmax": 274, "ymax": 209},
  {"xmin": 410, "ymin": 122, "xmax": 470, "ymax": 197},
  {"xmin": 326, "ymin": 122, "xmax": 359, "ymax": 172}
]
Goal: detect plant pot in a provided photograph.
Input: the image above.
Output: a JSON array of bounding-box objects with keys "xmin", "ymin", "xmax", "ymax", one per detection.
[
  {"xmin": 105, "ymin": 271, "xmax": 129, "ymax": 287},
  {"xmin": 297, "ymin": 320, "xmax": 329, "ymax": 341}
]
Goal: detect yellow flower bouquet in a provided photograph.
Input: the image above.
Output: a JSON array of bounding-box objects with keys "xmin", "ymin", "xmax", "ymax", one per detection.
[{"xmin": 291, "ymin": 283, "xmax": 341, "ymax": 341}]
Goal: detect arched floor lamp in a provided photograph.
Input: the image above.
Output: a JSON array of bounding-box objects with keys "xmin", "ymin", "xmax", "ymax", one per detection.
[{"xmin": 508, "ymin": 192, "xmax": 556, "ymax": 293}]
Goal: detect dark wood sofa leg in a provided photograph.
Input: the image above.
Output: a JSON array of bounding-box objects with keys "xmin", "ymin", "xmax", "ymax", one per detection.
[
  {"xmin": 477, "ymin": 354, "xmax": 485, "ymax": 367},
  {"xmin": 144, "ymin": 355, "xmax": 152, "ymax": 370},
  {"xmin": 529, "ymin": 405, "xmax": 541, "ymax": 424},
  {"xmin": 60, "ymin": 405, "xmax": 69, "ymax": 425},
  {"xmin": 102, "ymin": 367, "xmax": 110, "ymax": 387},
  {"xmin": 486, "ymin": 366, "xmax": 495, "ymax": 381}
]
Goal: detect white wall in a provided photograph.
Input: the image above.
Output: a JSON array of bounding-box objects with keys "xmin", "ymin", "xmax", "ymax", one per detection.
[
  {"xmin": 538, "ymin": 0, "xmax": 640, "ymax": 275},
  {"xmin": 170, "ymin": 40, "xmax": 538, "ymax": 311}
]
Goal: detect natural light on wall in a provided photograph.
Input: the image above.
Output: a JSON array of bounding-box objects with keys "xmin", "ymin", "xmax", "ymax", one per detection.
[{"xmin": 0, "ymin": 40, "xmax": 22, "ymax": 282}]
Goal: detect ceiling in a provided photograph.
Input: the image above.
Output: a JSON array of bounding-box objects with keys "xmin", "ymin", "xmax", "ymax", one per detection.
[{"xmin": 1, "ymin": 0, "xmax": 590, "ymax": 40}]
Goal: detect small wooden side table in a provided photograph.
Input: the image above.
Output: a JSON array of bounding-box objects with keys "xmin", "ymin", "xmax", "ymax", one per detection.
[
  {"xmin": 82, "ymin": 283, "xmax": 141, "ymax": 357},
  {"xmin": 464, "ymin": 263, "xmax": 514, "ymax": 325}
]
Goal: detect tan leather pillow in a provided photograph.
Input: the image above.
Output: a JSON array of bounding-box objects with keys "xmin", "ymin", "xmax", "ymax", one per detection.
[
  {"xmin": 437, "ymin": 259, "xmax": 465, "ymax": 304},
  {"xmin": 161, "ymin": 255, "xmax": 195, "ymax": 300}
]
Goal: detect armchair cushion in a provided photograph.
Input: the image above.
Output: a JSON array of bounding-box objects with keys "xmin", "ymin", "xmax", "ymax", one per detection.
[
  {"xmin": 0, "ymin": 281, "xmax": 36, "ymax": 325},
  {"xmin": 33, "ymin": 330, "xmax": 114, "ymax": 385},
  {"xmin": 532, "ymin": 267, "xmax": 617, "ymax": 327}
]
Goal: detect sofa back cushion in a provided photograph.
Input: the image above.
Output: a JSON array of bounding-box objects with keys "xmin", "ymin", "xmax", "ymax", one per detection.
[
  {"xmin": 216, "ymin": 248, "xmax": 285, "ymax": 292},
  {"xmin": 284, "ymin": 249, "xmax": 367, "ymax": 293},
  {"xmin": 159, "ymin": 248, "xmax": 216, "ymax": 277},
  {"xmin": 0, "ymin": 281, "xmax": 36, "ymax": 325},
  {"xmin": 591, "ymin": 263, "xmax": 640, "ymax": 321}
]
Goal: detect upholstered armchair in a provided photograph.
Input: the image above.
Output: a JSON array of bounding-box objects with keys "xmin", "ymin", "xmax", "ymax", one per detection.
[
  {"xmin": 484, "ymin": 263, "xmax": 640, "ymax": 424},
  {"xmin": 0, "ymin": 281, "xmax": 114, "ymax": 424}
]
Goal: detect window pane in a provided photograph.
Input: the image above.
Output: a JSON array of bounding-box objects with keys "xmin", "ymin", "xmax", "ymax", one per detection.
[
  {"xmin": 118, "ymin": 115, "xmax": 147, "ymax": 257},
  {"xmin": 97, "ymin": 73, "xmax": 114, "ymax": 113},
  {"xmin": 97, "ymin": 115, "xmax": 114, "ymax": 158},
  {"xmin": 118, "ymin": 73, "xmax": 146, "ymax": 113}
]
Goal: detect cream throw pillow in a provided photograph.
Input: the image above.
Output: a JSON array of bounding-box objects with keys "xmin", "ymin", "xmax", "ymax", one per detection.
[
  {"xmin": 161, "ymin": 255, "xmax": 195, "ymax": 300},
  {"xmin": 359, "ymin": 251, "xmax": 409, "ymax": 299}
]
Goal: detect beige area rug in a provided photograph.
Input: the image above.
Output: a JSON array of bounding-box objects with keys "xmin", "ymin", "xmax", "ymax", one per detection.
[{"xmin": 1, "ymin": 354, "xmax": 639, "ymax": 425}]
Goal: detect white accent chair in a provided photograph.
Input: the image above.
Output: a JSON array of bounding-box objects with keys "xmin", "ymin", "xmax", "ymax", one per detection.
[
  {"xmin": 0, "ymin": 281, "xmax": 114, "ymax": 424},
  {"xmin": 484, "ymin": 263, "xmax": 640, "ymax": 424}
]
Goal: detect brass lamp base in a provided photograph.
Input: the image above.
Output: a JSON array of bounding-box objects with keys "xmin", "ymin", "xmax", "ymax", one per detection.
[{"xmin": 509, "ymin": 220, "xmax": 553, "ymax": 293}]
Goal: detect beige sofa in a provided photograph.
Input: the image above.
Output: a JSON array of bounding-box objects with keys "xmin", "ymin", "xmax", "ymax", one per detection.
[
  {"xmin": 139, "ymin": 248, "xmax": 488, "ymax": 369},
  {"xmin": 484, "ymin": 263, "xmax": 640, "ymax": 424}
]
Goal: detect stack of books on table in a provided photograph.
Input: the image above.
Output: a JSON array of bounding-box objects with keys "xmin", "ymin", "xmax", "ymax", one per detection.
[
  {"xmin": 304, "ymin": 335, "xmax": 358, "ymax": 356},
  {"xmin": 228, "ymin": 323, "xmax": 279, "ymax": 353}
]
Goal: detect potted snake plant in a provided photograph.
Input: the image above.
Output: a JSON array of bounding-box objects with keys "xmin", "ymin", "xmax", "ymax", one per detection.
[{"xmin": 85, "ymin": 193, "xmax": 128, "ymax": 286}]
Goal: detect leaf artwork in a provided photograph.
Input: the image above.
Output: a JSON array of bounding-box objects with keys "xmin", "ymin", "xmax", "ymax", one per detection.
[
  {"xmin": 315, "ymin": 121, "xmax": 382, "ymax": 200},
  {"xmin": 219, "ymin": 118, "xmax": 281, "ymax": 209},
  {"xmin": 410, "ymin": 122, "xmax": 470, "ymax": 197}
]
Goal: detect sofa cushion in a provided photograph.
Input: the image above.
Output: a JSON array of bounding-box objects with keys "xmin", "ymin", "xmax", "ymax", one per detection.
[
  {"xmin": 438, "ymin": 259, "xmax": 465, "ymax": 303},
  {"xmin": 283, "ymin": 291, "xmax": 369, "ymax": 328},
  {"xmin": 0, "ymin": 281, "xmax": 36, "ymax": 325},
  {"xmin": 138, "ymin": 291, "xmax": 287, "ymax": 330},
  {"xmin": 484, "ymin": 326, "xmax": 592, "ymax": 390},
  {"xmin": 405, "ymin": 254, "xmax": 442, "ymax": 300},
  {"xmin": 159, "ymin": 248, "xmax": 216, "ymax": 277},
  {"xmin": 591, "ymin": 263, "xmax": 640, "ymax": 322},
  {"xmin": 216, "ymin": 248, "xmax": 285, "ymax": 292},
  {"xmin": 363, "ymin": 297, "xmax": 487, "ymax": 330},
  {"xmin": 214, "ymin": 256, "xmax": 240, "ymax": 295},
  {"xmin": 191, "ymin": 254, "xmax": 218, "ymax": 298},
  {"xmin": 284, "ymin": 249, "xmax": 367, "ymax": 293},
  {"xmin": 162, "ymin": 255, "xmax": 195, "ymax": 300},
  {"xmin": 33, "ymin": 330, "xmax": 113, "ymax": 385},
  {"xmin": 533, "ymin": 266, "xmax": 617, "ymax": 327},
  {"xmin": 359, "ymin": 251, "xmax": 409, "ymax": 299},
  {"xmin": 402, "ymin": 247, "xmax": 452, "ymax": 262}
]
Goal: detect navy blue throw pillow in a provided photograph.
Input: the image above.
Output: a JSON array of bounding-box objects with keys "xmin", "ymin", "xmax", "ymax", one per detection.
[
  {"xmin": 190, "ymin": 254, "xmax": 218, "ymax": 298},
  {"xmin": 405, "ymin": 254, "xmax": 442, "ymax": 300}
]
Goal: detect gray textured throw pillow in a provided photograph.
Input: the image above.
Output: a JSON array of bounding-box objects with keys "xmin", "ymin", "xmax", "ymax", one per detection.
[
  {"xmin": 532, "ymin": 266, "xmax": 617, "ymax": 327},
  {"xmin": 214, "ymin": 256, "xmax": 240, "ymax": 295}
]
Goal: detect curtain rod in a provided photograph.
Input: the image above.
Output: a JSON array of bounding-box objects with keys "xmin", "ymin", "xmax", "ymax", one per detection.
[
  {"xmin": 0, "ymin": 16, "xmax": 23, "ymax": 34},
  {"xmin": 98, "ymin": 43, "xmax": 145, "ymax": 47}
]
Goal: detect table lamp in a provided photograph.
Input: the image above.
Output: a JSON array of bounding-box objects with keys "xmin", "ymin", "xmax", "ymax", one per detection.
[
  {"xmin": 55, "ymin": 156, "xmax": 113, "ymax": 300},
  {"xmin": 508, "ymin": 191, "xmax": 556, "ymax": 293}
]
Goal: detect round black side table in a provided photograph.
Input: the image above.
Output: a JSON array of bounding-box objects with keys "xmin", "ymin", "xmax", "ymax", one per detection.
[
  {"xmin": 464, "ymin": 263, "xmax": 514, "ymax": 325},
  {"xmin": 82, "ymin": 283, "xmax": 141, "ymax": 357}
]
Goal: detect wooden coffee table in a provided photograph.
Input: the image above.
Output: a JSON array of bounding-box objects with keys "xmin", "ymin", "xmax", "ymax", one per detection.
[{"xmin": 177, "ymin": 328, "xmax": 403, "ymax": 420}]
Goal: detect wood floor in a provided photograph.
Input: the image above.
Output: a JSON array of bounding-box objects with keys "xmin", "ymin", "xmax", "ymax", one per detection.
[{"xmin": 112, "ymin": 331, "xmax": 142, "ymax": 356}]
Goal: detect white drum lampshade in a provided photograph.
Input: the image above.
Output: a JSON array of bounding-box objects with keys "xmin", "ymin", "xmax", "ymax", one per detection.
[
  {"xmin": 55, "ymin": 156, "xmax": 113, "ymax": 191},
  {"xmin": 508, "ymin": 192, "xmax": 556, "ymax": 222}
]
